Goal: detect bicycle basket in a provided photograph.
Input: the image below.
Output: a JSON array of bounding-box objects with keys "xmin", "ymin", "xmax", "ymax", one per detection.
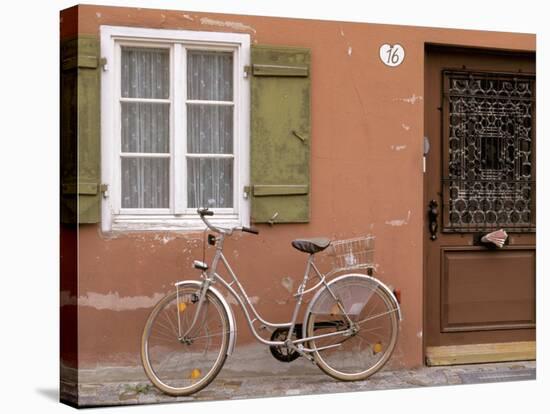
[{"xmin": 328, "ymin": 236, "xmax": 375, "ymax": 273}]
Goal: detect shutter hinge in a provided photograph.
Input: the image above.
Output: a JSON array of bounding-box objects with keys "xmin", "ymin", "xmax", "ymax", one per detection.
[
  {"xmin": 244, "ymin": 65, "xmax": 251, "ymax": 78},
  {"xmin": 99, "ymin": 57, "xmax": 108, "ymax": 71},
  {"xmin": 243, "ymin": 185, "xmax": 251, "ymax": 199},
  {"xmin": 268, "ymin": 212, "xmax": 279, "ymax": 226},
  {"xmin": 100, "ymin": 183, "xmax": 109, "ymax": 198}
]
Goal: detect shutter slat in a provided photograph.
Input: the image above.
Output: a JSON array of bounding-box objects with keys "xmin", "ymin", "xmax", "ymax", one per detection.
[
  {"xmin": 252, "ymin": 64, "xmax": 308, "ymax": 77},
  {"xmin": 252, "ymin": 185, "xmax": 308, "ymax": 197}
]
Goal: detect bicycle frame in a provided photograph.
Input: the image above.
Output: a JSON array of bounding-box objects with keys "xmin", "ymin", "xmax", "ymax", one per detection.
[{"xmin": 176, "ymin": 230, "xmax": 357, "ymax": 354}]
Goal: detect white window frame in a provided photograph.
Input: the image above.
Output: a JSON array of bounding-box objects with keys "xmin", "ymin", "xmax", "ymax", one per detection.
[{"xmin": 100, "ymin": 26, "xmax": 250, "ymax": 232}]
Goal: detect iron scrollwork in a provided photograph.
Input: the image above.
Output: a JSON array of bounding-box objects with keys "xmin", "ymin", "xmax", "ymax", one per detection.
[{"xmin": 444, "ymin": 71, "xmax": 535, "ymax": 232}]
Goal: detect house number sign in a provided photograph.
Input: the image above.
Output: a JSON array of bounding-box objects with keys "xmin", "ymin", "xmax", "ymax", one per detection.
[{"xmin": 379, "ymin": 44, "xmax": 405, "ymax": 67}]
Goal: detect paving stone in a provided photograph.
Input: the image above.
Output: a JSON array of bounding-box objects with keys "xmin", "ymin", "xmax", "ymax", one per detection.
[{"xmin": 73, "ymin": 360, "xmax": 536, "ymax": 407}]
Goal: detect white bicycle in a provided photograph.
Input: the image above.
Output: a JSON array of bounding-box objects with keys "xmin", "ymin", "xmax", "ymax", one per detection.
[{"xmin": 141, "ymin": 208, "xmax": 401, "ymax": 396}]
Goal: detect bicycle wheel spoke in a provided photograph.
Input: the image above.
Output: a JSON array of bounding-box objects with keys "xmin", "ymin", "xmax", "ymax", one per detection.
[
  {"xmin": 189, "ymin": 330, "xmax": 227, "ymax": 341},
  {"xmin": 162, "ymin": 307, "xmax": 178, "ymax": 336},
  {"xmin": 149, "ymin": 335, "xmax": 179, "ymax": 345},
  {"xmin": 153, "ymin": 319, "xmax": 177, "ymax": 336},
  {"xmin": 356, "ymin": 308, "xmax": 398, "ymax": 325},
  {"xmin": 150, "ymin": 329, "xmax": 178, "ymax": 342}
]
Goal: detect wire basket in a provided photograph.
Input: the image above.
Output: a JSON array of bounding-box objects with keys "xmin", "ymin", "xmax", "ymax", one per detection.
[{"xmin": 328, "ymin": 236, "xmax": 375, "ymax": 272}]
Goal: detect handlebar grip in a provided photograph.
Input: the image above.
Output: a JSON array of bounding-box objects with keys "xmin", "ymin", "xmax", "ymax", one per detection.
[
  {"xmin": 198, "ymin": 208, "xmax": 214, "ymax": 216},
  {"xmin": 242, "ymin": 226, "xmax": 259, "ymax": 235}
]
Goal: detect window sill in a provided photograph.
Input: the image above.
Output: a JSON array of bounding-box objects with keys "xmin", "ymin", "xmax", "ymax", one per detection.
[{"xmin": 108, "ymin": 214, "xmax": 245, "ymax": 232}]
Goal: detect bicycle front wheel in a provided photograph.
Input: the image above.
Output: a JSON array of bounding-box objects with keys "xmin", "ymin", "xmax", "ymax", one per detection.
[
  {"xmin": 305, "ymin": 275, "xmax": 399, "ymax": 381},
  {"xmin": 141, "ymin": 284, "xmax": 230, "ymax": 396}
]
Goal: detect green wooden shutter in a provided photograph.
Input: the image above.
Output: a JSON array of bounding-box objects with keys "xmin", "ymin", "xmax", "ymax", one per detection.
[
  {"xmin": 249, "ymin": 45, "xmax": 311, "ymax": 223},
  {"xmin": 60, "ymin": 36, "xmax": 101, "ymax": 224}
]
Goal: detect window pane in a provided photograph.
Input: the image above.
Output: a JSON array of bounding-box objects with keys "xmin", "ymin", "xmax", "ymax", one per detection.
[
  {"xmin": 121, "ymin": 47, "xmax": 169, "ymax": 99},
  {"xmin": 187, "ymin": 158, "xmax": 233, "ymax": 208},
  {"xmin": 187, "ymin": 51, "xmax": 233, "ymax": 101},
  {"xmin": 121, "ymin": 158, "xmax": 169, "ymax": 208},
  {"xmin": 187, "ymin": 104, "xmax": 233, "ymax": 154},
  {"xmin": 121, "ymin": 102, "xmax": 170, "ymax": 153}
]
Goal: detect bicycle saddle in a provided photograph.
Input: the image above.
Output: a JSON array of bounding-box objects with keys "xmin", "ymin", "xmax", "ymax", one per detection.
[{"xmin": 291, "ymin": 238, "xmax": 331, "ymax": 254}]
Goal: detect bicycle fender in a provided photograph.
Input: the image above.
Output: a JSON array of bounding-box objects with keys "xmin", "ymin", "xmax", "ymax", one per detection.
[
  {"xmin": 174, "ymin": 280, "xmax": 237, "ymax": 355},
  {"xmin": 302, "ymin": 273, "xmax": 402, "ymax": 330}
]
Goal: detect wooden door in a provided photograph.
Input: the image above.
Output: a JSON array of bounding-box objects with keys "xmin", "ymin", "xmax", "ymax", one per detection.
[{"xmin": 424, "ymin": 47, "xmax": 536, "ymax": 365}]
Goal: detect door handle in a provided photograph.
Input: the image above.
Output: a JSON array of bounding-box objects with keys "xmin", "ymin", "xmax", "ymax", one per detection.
[{"xmin": 428, "ymin": 200, "xmax": 438, "ymax": 241}]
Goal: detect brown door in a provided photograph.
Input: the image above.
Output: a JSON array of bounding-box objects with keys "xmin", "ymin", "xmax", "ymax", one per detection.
[{"xmin": 424, "ymin": 46, "xmax": 536, "ymax": 364}]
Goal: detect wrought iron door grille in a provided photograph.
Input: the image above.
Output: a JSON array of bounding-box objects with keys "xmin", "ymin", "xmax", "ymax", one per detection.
[{"xmin": 442, "ymin": 70, "xmax": 535, "ymax": 232}]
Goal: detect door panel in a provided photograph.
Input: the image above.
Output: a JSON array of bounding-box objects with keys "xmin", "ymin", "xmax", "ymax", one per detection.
[
  {"xmin": 424, "ymin": 47, "xmax": 536, "ymax": 355},
  {"xmin": 441, "ymin": 248, "xmax": 536, "ymax": 332}
]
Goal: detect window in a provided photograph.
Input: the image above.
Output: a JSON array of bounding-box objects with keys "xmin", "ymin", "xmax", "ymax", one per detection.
[{"xmin": 100, "ymin": 26, "xmax": 250, "ymax": 231}]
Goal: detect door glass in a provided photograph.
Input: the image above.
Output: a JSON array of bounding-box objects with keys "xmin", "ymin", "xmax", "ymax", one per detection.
[{"xmin": 443, "ymin": 71, "xmax": 535, "ymax": 231}]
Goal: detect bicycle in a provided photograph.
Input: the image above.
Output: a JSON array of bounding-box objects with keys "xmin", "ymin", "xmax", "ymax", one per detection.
[{"xmin": 141, "ymin": 208, "xmax": 402, "ymax": 396}]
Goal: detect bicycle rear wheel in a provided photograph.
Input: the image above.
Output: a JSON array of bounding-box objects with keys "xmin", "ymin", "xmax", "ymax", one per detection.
[
  {"xmin": 305, "ymin": 275, "xmax": 399, "ymax": 381},
  {"xmin": 141, "ymin": 284, "xmax": 230, "ymax": 396}
]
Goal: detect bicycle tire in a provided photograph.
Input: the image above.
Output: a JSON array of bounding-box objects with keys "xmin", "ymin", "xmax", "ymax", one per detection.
[
  {"xmin": 305, "ymin": 274, "xmax": 399, "ymax": 381},
  {"xmin": 141, "ymin": 284, "xmax": 230, "ymax": 396}
]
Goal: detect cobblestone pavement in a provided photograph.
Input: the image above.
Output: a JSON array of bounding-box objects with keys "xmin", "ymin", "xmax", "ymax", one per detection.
[{"xmin": 72, "ymin": 358, "xmax": 536, "ymax": 407}]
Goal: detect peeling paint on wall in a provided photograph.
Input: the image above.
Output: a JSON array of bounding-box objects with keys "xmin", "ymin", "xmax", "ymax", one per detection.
[
  {"xmin": 390, "ymin": 144, "xmax": 407, "ymax": 151},
  {"xmin": 394, "ymin": 94, "xmax": 423, "ymax": 104},
  {"xmin": 200, "ymin": 17, "xmax": 256, "ymax": 33},
  {"xmin": 347, "ymin": 46, "xmax": 353, "ymax": 56},
  {"xmin": 181, "ymin": 13, "xmax": 194, "ymax": 21},
  {"xmin": 385, "ymin": 210, "xmax": 411, "ymax": 226},
  {"xmin": 224, "ymin": 294, "xmax": 259, "ymax": 306},
  {"xmin": 281, "ymin": 276, "xmax": 294, "ymax": 293},
  {"xmin": 401, "ymin": 123, "xmax": 411, "ymax": 131},
  {"xmin": 153, "ymin": 234, "xmax": 175, "ymax": 245},
  {"xmin": 60, "ymin": 291, "xmax": 165, "ymax": 311}
]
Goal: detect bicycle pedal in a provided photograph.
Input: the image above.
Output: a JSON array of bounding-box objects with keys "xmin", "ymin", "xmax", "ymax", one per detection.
[{"xmin": 296, "ymin": 345, "xmax": 315, "ymax": 364}]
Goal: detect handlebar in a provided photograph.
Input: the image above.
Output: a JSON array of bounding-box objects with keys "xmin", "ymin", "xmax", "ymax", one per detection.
[{"xmin": 197, "ymin": 208, "xmax": 259, "ymax": 235}]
